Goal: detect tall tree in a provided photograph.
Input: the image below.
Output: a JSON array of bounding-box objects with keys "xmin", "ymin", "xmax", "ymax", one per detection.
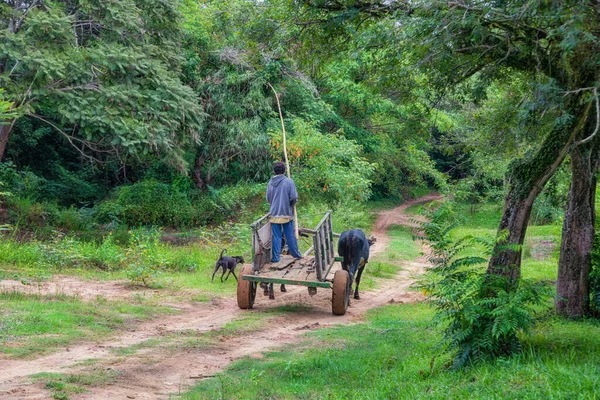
[
  {"xmin": 0, "ymin": 0, "xmax": 203, "ymax": 167},
  {"xmin": 301, "ymin": 0, "xmax": 600, "ymax": 287},
  {"xmin": 557, "ymin": 112, "xmax": 600, "ymax": 317}
]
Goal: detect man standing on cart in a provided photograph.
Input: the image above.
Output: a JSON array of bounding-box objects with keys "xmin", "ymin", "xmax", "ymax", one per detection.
[{"xmin": 266, "ymin": 161, "xmax": 303, "ymax": 262}]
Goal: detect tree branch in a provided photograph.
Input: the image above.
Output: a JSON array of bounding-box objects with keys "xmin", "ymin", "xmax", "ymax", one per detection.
[
  {"xmin": 576, "ymin": 88, "xmax": 600, "ymax": 146},
  {"xmin": 29, "ymin": 114, "xmax": 102, "ymax": 163}
]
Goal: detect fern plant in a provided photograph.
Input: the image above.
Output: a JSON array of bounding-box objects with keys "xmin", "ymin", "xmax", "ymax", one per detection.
[{"xmin": 415, "ymin": 201, "xmax": 549, "ymax": 368}]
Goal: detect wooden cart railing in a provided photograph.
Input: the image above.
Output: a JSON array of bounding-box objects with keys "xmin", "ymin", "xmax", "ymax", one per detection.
[
  {"xmin": 241, "ymin": 211, "xmax": 350, "ymax": 315},
  {"xmin": 250, "ymin": 213, "xmax": 272, "ymax": 273},
  {"xmin": 249, "ymin": 211, "xmax": 338, "ymax": 282},
  {"xmin": 299, "ymin": 211, "xmax": 336, "ymax": 281}
]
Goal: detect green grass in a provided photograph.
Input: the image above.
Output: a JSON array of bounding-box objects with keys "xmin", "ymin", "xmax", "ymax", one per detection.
[
  {"xmin": 456, "ymin": 202, "xmax": 504, "ymax": 229},
  {"xmin": 352, "ymin": 225, "xmax": 421, "ymax": 292},
  {"xmin": 182, "ymin": 303, "xmax": 600, "ymax": 400},
  {"xmin": 180, "ymin": 199, "xmax": 597, "ymax": 399},
  {"xmin": 0, "ymin": 232, "xmax": 250, "ymax": 297},
  {"xmin": 386, "ymin": 225, "xmax": 422, "ymax": 261},
  {"xmin": 449, "ymin": 203, "xmax": 562, "ymax": 282},
  {"xmin": 0, "ymin": 291, "xmax": 168, "ymax": 358},
  {"xmin": 0, "ymin": 197, "xmax": 414, "ymax": 296},
  {"xmin": 31, "ymin": 369, "xmax": 119, "ymax": 400},
  {"xmin": 367, "ymin": 197, "xmax": 406, "ymax": 212}
]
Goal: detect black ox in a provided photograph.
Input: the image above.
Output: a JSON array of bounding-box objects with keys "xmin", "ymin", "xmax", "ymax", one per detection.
[{"xmin": 337, "ymin": 229, "xmax": 375, "ymax": 300}]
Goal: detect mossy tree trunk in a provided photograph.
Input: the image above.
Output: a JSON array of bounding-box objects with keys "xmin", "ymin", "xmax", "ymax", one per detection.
[
  {"xmin": 556, "ymin": 134, "xmax": 600, "ymax": 317},
  {"xmin": 487, "ymin": 96, "xmax": 592, "ymax": 284}
]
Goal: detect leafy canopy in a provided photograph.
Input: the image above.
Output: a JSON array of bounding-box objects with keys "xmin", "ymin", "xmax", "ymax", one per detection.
[{"xmin": 0, "ymin": 0, "xmax": 204, "ymax": 167}]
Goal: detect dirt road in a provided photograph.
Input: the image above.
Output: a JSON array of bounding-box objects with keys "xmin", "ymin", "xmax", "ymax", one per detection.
[{"xmin": 0, "ymin": 194, "xmax": 439, "ymax": 399}]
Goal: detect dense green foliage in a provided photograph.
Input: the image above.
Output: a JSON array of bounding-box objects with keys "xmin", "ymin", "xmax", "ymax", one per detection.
[
  {"xmin": 3, "ymin": 0, "xmax": 600, "ymax": 385},
  {"xmin": 1, "ymin": 0, "xmax": 204, "ymax": 166},
  {"xmin": 415, "ymin": 202, "xmax": 549, "ymax": 367}
]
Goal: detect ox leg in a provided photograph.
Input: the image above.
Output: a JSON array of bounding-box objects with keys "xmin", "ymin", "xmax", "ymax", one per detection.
[
  {"xmin": 260, "ymin": 282, "xmax": 269, "ymax": 296},
  {"xmin": 354, "ymin": 265, "xmax": 366, "ymax": 300},
  {"xmin": 269, "ymin": 283, "xmax": 275, "ymax": 300},
  {"xmin": 280, "ymin": 284, "xmax": 287, "ymax": 292}
]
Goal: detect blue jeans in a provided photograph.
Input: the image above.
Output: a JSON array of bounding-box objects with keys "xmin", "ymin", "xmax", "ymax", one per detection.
[{"xmin": 271, "ymin": 220, "xmax": 302, "ymax": 262}]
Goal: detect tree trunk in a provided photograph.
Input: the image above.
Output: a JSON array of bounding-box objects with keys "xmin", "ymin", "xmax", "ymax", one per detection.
[
  {"xmin": 556, "ymin": 139, "xmax": 600, "ymax": 317},
  {"xmin": 487, "ymin": 97, "xmax": 592, "ymax": 284},
  {"xmin": 487, "ymin": 193, "xmax": 537, "ymax": 283},
  {"xmin": 0, "ymin": 120, "xmax": 15, "ymax": 162}
]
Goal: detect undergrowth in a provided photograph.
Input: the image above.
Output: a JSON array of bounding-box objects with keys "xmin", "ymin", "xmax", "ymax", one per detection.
[{"xmin": 414, "ymin": 201, "xmax": 550, "ymax": 367}]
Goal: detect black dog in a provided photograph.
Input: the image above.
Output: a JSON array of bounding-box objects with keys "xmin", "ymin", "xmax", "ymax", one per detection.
[{"xmin": 212, "ymin": 249, "xmax": 244, "ymax": 282}]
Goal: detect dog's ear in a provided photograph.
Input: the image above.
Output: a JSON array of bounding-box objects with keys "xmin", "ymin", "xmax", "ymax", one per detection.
[{"xmin": 368, "ymin": 236, "xmax": 376, "ymax": 246}]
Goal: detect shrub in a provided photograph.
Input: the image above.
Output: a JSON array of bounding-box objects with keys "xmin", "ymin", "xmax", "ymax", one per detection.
[
  {"xmin": 126, "ymin": 263, "xmax": 162, "ymax": 287},
  {"xmin": 94, "ymin": 180, "xmax": 269, "ymax": 228},
  {"xmin": 94, "ymin": 179, "xmax": 197, "ymax": 227},
  {"xmin": 55, "ymin": 207, "xmax": 95, "ymax": 232},
  {"xmin": 117, "ymin": 179, "xmax": 196, "ymax": 226},
  {"xmin": 0, "ymin": 162, "xmax": 44, "ymax": 201},
  {"xmin": 415, "ymin": 201, "xmax": 549, "ymax": 368},
  {"xmin": 93, "ymin": 199, "xmax": 123, "ymax": 227},
  {"xmin": 270, "ymin": 118, "xmax": 376, "ymax": 203},
  {"xmin": 6, "ymin": 196, "xmax": 60, "ymax": 230},
  {"xmin": 205, "ymin": 182, "xmax": 267, "ymax": 221}
]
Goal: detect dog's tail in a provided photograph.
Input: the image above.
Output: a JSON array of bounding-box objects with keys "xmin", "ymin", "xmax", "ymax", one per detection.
[{"xmin": 219, "ymin": 248, "xmax": 227, "ymax": 259}]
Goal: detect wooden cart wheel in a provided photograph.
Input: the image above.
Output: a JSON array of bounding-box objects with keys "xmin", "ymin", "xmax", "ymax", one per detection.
[
  {"xmin": 332, "ymin": 269, "xmax": 349, "ymax": 315},
  {"xmin": 237, "ymin": 264, "xmax": 256, "ymax": 309}
]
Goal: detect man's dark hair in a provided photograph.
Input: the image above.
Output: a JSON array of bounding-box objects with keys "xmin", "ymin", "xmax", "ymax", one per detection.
[{"xmin": 273, "ymin": 161, "xmax": 286, "ymax": 175}]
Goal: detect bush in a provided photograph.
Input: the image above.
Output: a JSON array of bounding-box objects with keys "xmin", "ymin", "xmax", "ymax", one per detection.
[
  {"xmin": 205, "ymin": 182, "xmax": 267, "ymax": 220},
  {"xmin": 94, "ymin": 179, "xmax": 197, "ymax": 227},
  {"xmin": 94, "ymin": 180, "xmax": 269, "ymax": 228},
  {"xmin": 7, "ymin": 197, "xmax": 59, "ymax": 230},
  {"xmin": 0, "ymin": 162, "xmax": 44, "ymax": 201},
  {"xmin": 55, "ymin": 207, "xmax": 95, "ymax": 232},
  {"xmin": 415, "ymin": 201, "xmax": 549, "ymax": 368},
  {"xmin": 270, "ymin": 119, "xmax": 376, "ymax": 203}
]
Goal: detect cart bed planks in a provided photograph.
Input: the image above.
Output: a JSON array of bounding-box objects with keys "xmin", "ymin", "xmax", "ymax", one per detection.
[
  {"xmin": 242, "ymin": 255, "xmax": 338, "ymax": 288},
  {"xmin": 238, "ymin": 211, "xmax": 351, "ymax": 314}
]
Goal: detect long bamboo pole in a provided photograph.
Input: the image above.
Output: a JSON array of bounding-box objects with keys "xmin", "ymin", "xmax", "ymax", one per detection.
[{"xmin": 268, "ymin": 82, "xmax": 299, "ymax": 239}]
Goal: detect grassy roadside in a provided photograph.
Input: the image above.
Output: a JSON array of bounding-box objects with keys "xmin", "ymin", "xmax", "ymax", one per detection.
[
  {"xmin": 30, "ymin": 369, "xmax": 119, "ymax": 400},
  {"xmin": 180, "ymin": 201, "xmax": 600, "ymax": 399},
  {"xmin": 29, "ymin": 311, "xmax": 291, "ymax": 399},
  {"xmin": 180, "ymin": 301, "xmax": 600, "ymax": 400},
  {"xmin": 0, "ymin": 194, "xmax": 413, "ymax": 298},
  {"xmin": 0, "ymin": 200, "xmax": 386, "ymax": 361},
  {"xmin": 358, "ymin": 225, "xmax": 421, "ymax": 292},
  {"xmin": 0, "ymin": 291, "xmax": 170, "ymax": 358}
]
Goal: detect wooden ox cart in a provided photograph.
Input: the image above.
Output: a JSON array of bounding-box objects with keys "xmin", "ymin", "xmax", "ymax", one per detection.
[{"xmin": 237, "ymin": 211, "xmax": 350, "ymax": 315}]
